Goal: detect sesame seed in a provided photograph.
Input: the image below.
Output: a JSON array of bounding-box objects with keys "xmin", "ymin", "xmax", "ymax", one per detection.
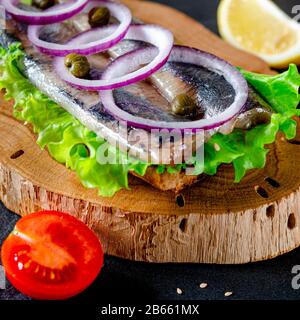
[
  {"xmin": 224, "ymin": 291, "xmax": 233, "ymax": 297},
  {"xmin": 177, "ymin": 288, "xmax": 183, "ymax": 295},
  {"xmin": 214, "ymin": 143, "xmax": 221, "ymax": 151},
  {"xmin": 199, "ymin": 283, "xmax": 208, "ymax": 289}
]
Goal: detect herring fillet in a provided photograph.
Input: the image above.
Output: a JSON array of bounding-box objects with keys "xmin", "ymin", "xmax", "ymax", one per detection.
[
  {"xmin": 73, "ymin": 15, "xmax": 272, "ymax": 136},
  {"xmin": 1, "ymin": 19, "xmax": 199, "ymax": 164}
]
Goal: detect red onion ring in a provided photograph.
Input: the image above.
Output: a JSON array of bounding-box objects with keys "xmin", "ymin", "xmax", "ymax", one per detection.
[
  {"xmin": 3, "ymin": 0, "xmax": 89, "ymax": 25},
  {"xmin": 100, "ymin": 45, "xmax": 249, "ymax": 131},
  {"xmin": 28, "ymin": 0, "xmax": 132, "ymax": 56},
  {"xmin": 54, "ymin": 24, "xmax": 174, "ymax": 90}
]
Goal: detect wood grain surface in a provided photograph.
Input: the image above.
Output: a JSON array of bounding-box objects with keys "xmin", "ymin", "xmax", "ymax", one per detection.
[{"xmin": 1, "ymin": 0, "xmax": 299, "ymax": 264}]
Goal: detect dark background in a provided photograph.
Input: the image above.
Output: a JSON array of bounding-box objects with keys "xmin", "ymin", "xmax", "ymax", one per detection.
[{"xmin": 1, "ymin": 0, "xmax": 300, "ymax": 301}]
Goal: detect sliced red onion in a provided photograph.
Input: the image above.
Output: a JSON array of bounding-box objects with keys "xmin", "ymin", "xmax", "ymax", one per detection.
[
  {"xmin": 28, "ymin": 0, "xmax": 132, "ymax": 56},
  {"xmin": 100, "ymin": 45, "xmax": 249, "ymax": 131},
  {"xmin": 3, "ymin": 0, "xmax": 88, "ymax": 25},
  {"xmin": 54, "ymin": 24, "xmax": 174, "ymax": 89}
]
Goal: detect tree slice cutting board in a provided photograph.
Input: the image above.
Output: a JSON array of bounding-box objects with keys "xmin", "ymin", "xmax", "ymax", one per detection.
[{"xmin": 1, "ymin": 0, "xmax": 299, "ymax": 264}]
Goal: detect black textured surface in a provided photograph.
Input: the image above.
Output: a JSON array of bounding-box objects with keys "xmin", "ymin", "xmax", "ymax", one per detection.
[{"xmin": 1, "ymin": 0, "xmax": 300, "ymax": 301}]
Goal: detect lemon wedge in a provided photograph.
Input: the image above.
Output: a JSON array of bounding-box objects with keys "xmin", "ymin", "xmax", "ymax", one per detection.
[{"xmin": 218, "ymin": 0, "xmax": 300, "ymax": 68}]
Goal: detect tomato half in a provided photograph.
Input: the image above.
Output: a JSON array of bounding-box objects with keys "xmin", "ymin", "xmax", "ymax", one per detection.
[{"xmin": 1, "ymin": 211, "xmax": 104, "ymax": 300}]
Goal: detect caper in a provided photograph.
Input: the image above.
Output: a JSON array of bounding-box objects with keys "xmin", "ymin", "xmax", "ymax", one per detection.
[
  {"xmin": 32, "ymin": 0, "xmax": 55, "ymax": 10},
  {"xmin": 64, "ymin": 53, "xmax": 90, "ymax": 79},
  {"xmin": 171, "ymin": 94, "xmax": 197, "ymax": 117},
  {"xmin": 88, "ymin": 7, "xmax": 111, "ymax": 28},
  {"xmin": 64, "ymin": 53, "xmax": 86, "ymax": 67}
]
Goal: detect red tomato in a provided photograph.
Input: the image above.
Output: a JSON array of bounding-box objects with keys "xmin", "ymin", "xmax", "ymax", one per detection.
[{"xmin": 1, "ymin": 211, "xmax": 104, "ymax": 300}]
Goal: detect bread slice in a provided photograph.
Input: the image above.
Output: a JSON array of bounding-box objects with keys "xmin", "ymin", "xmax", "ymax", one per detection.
[{"xmin": 131, "ymin": 167, "xmax": 200, "ymax": 192}]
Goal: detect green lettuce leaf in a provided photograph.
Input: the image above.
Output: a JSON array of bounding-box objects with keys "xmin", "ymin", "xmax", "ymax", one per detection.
[
  {"xmin": 0, "ymin": 43, "xmax": 299, "ymax": 196},
  {"xmin": 240, "ymin": 65, "xmax": 300, "ymax": 115},
  {"xmin": 203, "ymin": 66, "xmax": 300, "ymax": 182}
]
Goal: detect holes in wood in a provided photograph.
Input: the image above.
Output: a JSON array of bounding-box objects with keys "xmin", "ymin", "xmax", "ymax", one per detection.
[
  {"xmin": 179, "ymin": 218, "xmax": 188, "ymax": 233},
  {"xmin": 254, "ymin": 185, "xmax": 269, "ymax": 199},
  {"xmin": 265, "ymin": 177, "xmax": 280, "ymax": 189},
  {"xmin": 288, "ymin": 140, "xmax": 300, "ymax": 145},
  {"xmin": 288, "ymin": 213, "xmax": 296, "ymax": 230},
  {"xmin": 266, "ymin": 205, "xmax": 275, "ymax": 219},
  {"xmin": 10, "ymin": 150, "xmax": 24, "ymax": 159},
  {"xmin": 176, "ymin": 194, "xmax": 185, "ymax": 207}
]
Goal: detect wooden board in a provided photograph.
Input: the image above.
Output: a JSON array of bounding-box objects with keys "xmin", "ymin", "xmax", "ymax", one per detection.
[{"xmin": 1, "ymin": 0, "xmax": 300, "ymax": 264}]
